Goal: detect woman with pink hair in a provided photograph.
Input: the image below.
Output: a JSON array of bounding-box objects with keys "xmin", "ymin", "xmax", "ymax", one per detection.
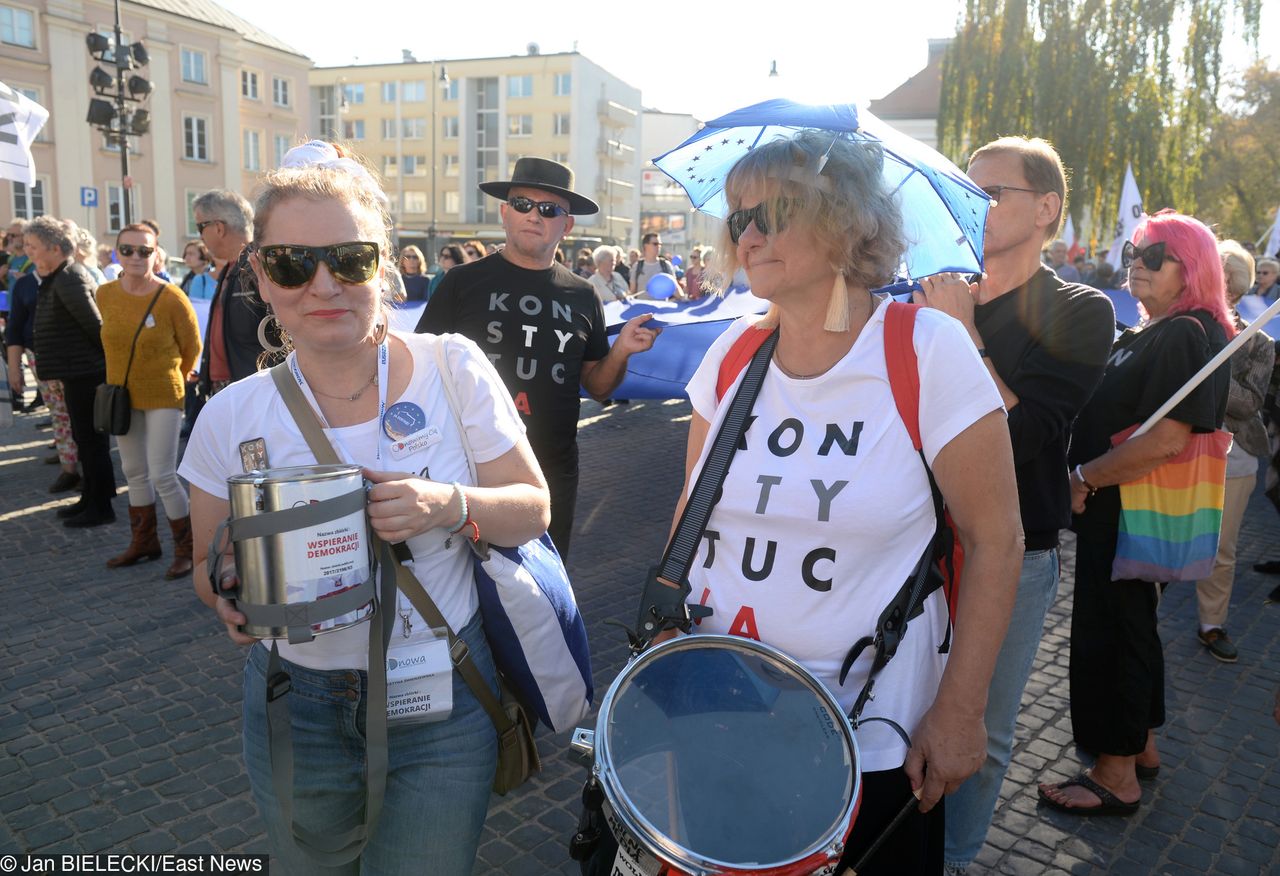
[{"xmin": 1038, "ymin": 210, "xmax": 1233, "ymax": 817}]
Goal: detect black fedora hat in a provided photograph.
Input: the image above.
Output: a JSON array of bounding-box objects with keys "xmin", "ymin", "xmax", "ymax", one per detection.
[{"xmin": 478, "ymin": 157, "xmax": 599, "ymax": 215}]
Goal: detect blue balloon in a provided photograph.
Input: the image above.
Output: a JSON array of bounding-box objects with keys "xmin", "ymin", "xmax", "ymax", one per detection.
[
  {"xmin": 671, "ymin": 254, "xmax": 683, "ymax": 266},
  {"xmin": 646, "ymin": 273, "xmax": 679, "ymax": 299}
]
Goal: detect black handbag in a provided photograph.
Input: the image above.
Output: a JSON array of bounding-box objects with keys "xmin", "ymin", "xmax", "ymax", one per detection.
[{"xmin": 94, "ymin": 286, "xmax": 164, "ymax": 435}]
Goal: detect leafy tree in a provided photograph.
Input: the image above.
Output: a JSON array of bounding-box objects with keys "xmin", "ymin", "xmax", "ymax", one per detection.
[
  {"xmin": 940, "ymin": 0, "xmax": 1261, "ymax": 248},
  {"xmin": 1194, "ymin": 63, "xmax": 1280, "ymax": 244}
]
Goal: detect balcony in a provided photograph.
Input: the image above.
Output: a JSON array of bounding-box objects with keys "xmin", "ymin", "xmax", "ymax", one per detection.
[{"xmin": 597, "ymin": 98, "xmax": 638, "ymax": 128}]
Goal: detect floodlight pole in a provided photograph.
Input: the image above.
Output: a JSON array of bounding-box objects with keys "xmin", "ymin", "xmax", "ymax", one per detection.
[{"xmin": 113, "ymin": 0, "xmax": 131, "ymax": 224}]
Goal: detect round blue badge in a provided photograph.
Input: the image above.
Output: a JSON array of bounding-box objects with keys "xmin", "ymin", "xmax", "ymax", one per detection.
[{"xmin": 383, "ymin": 402, "xmax": 427, "ymax": 441}]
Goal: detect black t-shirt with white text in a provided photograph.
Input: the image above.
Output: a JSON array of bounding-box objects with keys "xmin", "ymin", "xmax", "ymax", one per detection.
[
  {"xmin": 1069, "ymin": 309, "xmax": 1230, "ymax": 535},
  {"xmin": 415, "ymin": 255, "xmax": 609, "ymax": 470}
]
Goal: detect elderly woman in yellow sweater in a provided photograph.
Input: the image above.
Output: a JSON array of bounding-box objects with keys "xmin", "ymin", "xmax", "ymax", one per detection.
[{"xmin": 99, "ymin": 222, "xmax": 202, "ymax": 578}]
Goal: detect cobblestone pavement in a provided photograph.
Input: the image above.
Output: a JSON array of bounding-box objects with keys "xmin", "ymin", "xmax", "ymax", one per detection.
[{"xmin": 2, "ymin": 397, "xmax": 1278, "ymax": 874}]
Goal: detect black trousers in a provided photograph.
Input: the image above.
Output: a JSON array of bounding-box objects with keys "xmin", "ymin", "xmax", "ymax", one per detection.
[
  {"xmin": 535, "ymin": 444, "xmax": 579, "ymax": 562},
  {"xmin": 1069, "ymin": 530, "xmax": 1165, "ymax": 755},
  {"xmin": 61, "ymin": 374, "xmax": 117, "ymax": 512},
  {"xmin": 580, "ymin": 766, "xmax": 943, "ymax": 876}
]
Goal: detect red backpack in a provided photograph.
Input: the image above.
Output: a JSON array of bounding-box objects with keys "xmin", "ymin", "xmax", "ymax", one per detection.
[{"xmin": 715, "ymin": 302, "xmax": 964, "ymax": 629}]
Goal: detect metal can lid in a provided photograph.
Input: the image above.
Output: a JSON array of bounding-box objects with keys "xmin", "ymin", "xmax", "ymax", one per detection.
[{"xmin": 227, "ymin": 463, "xmax": 363, "ymax": 486}]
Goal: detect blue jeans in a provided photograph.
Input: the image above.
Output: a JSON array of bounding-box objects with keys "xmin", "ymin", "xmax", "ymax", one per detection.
[
  {"xmin": 242, "ymin": 612, "xmax": 499, "ymax": 876},
  {"xmin": 943, "ymin": 547, "xmax": 1059, "ymax": 870}
]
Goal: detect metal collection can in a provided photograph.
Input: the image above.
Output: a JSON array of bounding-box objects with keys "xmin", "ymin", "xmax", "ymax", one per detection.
[{"xmin": 227, "ymin": 464, "xmax": 373, "ymax": 640}]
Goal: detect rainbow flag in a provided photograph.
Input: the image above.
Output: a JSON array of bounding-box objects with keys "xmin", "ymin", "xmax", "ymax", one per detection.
[{"xmin": 1111, "ymin": 425, "xmax": 1231, "ymax": 582}]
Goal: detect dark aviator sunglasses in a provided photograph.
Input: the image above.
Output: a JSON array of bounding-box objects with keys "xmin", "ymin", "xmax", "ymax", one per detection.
[
  {"xmin": 257, "ymin": 241, "xmax": 381, "ymax": 288},
  {"xmin": 727, "ymin": 201, "xmax": 794, "ymax": 245}
]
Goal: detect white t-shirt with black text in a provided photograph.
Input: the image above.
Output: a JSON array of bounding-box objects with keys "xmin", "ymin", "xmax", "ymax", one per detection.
[{"xmin": 684, "ymin": 299, "xmax": 1004, "ymax": 771}]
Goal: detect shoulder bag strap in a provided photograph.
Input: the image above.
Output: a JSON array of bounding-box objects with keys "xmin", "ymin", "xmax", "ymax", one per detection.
[
  {"xmin": 660, "ymin": 328, "xmax": 777, "ymax": 589},
  {"xmin": 121, "ymin": 285, "xmax": 166, "ymax": 386}
]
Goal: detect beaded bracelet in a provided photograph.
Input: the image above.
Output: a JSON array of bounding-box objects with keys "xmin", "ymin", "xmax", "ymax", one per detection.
[{"xmin": 447, "ymin": 482, "xmax": 469, "ymax": 534}]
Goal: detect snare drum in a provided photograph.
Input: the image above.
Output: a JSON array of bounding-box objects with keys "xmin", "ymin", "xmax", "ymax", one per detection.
[{"xmin": 586, "ymin": 635, "xmax": 860, "ymax": 876}]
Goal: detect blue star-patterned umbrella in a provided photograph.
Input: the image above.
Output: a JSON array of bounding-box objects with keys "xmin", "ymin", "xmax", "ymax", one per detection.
[{"xmin": 652, "ymin": 99, "xmax": 991, "ymax": 280}]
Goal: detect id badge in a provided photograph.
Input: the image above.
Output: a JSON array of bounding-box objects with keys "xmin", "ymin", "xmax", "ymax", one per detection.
[{"xmin": 385, "ymin": 626, "xmax": 453, "ymax": 724}]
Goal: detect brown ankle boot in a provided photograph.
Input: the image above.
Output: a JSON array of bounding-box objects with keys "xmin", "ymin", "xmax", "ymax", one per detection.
[
  {"xmin": 164, "ymin": 515, "xmax": 193, "ymax": 580},
  {"xmin": 107, "ymin": 504, "xmax": 162, "ymax": 568}
]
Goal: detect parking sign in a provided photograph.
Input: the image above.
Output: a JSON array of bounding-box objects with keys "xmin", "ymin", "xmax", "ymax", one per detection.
[{"xmin": 80, "ymin": 187, "xmax": 98, "ymax": 208}]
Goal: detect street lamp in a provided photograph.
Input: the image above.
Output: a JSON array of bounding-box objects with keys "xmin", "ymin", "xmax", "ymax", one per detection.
[
  {"xmin": 428, "ymin": 63, "xmax": 449, "ymax": 272},
  {"xmin": 84, "ymin": 0, "xmax": 152, "ymax": 226}
]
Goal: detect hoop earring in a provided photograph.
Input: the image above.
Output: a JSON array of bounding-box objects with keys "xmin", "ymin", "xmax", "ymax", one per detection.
[
  {"xmin": 257, "ymin": 314, "xmax": 287, "ymax": 355},
  {"xmin": 823, "ymin": 270, "xmax": 850, "ymax": 332}
]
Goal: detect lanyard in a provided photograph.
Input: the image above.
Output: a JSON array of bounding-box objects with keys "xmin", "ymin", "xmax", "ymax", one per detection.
[{"xmin": 288, "ymin": 339, "xmax": 391, "ymax": 464}]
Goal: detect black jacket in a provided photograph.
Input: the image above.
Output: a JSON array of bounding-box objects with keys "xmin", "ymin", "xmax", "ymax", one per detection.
[
  {"xmin": 33, "ymin": 261, "xmax": 105, "ymax": 380},
  {"xmin": 197, "ymin": 249, "xmax": 272, "ymax": 394}
]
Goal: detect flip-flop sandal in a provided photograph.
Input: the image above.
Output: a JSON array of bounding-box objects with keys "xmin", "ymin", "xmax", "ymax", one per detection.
[
  {"xmin": 1136, "ymin": 763, "xmax": 1159, "ymax": 780},
  {"xmin": 1037, "ymin": 772, "xmax": 1141, "ymax": 817}
]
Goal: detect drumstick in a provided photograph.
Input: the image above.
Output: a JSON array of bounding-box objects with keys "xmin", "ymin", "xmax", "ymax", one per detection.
[{"xmin": 840, "ymin": 788, "xmax": 921, "ymax": 876}]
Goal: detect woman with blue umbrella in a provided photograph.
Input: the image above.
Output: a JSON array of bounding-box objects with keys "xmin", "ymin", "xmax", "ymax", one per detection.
[{"xmin": 647, "ymin": 130, "xmax": 1023, "ymax": 873}]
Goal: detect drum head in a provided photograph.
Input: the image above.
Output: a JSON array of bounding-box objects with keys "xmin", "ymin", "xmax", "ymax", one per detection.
[{"xmin": 599, "ymin": 635, "xmax": 857, "ymax": 870}]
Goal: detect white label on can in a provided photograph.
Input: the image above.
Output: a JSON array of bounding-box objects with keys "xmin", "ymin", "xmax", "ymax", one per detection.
[
  {"xmin": 272, "ymin": 475, "xmax": 371, "ymax": 633},
  {"xmin": 611, "ymin": 847, "xmax": 661, "ymax": 876}
]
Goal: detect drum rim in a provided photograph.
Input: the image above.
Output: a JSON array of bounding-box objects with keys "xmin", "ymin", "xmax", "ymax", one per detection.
[
  {"xmin": 227, "ymin": 462, "xmax": 363, "ymax": 485},
  {"xmin": 593, "ymin": 634, "xmax": 862, "ymax": 874}
]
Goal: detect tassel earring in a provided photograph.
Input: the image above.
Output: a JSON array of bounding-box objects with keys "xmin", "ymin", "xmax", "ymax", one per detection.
[{"xmin": 824, "ymin": 270, "xmax": 849, "ymax": 332}]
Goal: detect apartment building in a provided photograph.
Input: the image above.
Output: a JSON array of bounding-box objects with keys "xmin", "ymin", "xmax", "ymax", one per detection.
[
  {"xmin": 309, "ymin": 49, "xmax": 643, "ymax": 254},
  {"xmin": 0, "ymin": 0, "xmax": 309, "ymax": 256}
]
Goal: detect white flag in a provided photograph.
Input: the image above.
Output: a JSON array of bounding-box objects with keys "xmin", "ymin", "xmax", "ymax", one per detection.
[
  {"xmin": 1266, "ymin": 205, "xmax": 1280, "ymax": 259},
  {"xmin": 1105, "ymin": 163, "xmax": 1145, "ymax": 269},
  {"xmin": 1063, "ymin": 214, "xmax": 1076, "ymax": 248},
  {"xmin": 0, "ymin": 80, "xmax": 49, "ymax": 187}
]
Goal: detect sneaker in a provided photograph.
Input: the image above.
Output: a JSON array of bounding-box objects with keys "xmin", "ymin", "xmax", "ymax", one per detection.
[{"xmin": 1197, "ymin": 628, "xmax": 1238, "ymax": 663}]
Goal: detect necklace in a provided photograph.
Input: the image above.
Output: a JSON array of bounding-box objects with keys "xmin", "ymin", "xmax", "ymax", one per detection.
[{"xmin": 307, "ymin": 371, "xmax": 378, "ymax": 402}]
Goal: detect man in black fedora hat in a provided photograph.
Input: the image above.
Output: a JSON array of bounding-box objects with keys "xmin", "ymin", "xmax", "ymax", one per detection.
[{"xmin": 417, "ymin": 157, "xmax": 660, "ymax": 559}]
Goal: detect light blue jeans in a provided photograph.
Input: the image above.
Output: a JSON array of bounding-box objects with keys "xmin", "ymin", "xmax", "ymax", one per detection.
[
  {"xmin": 242, "ymin": 611, "xmax": 499, "ymax": 876},
  {"xmin": 943, "ymin": 547, "xmax": 1059, "ymax": 871}
]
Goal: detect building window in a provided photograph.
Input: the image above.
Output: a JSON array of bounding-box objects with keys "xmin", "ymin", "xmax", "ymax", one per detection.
[
  {"xmin": 403, "ymin": 192, "xmax": 428, "ymax": 213},
  {"xmin": 342, "ymin": 83, "xmax": 364, "ymax": 104},
  {"xmin": 11, "ymin": 177, "xmax": 46, "ymax": 220},
  {"xmin": 555, "ymin": 73, "xmax": 571, "ymax": 96},
  {"xmin": 381, "ymin": 81, "xmax": 396, "ymax": 103},
  {"xmin": 553, "ymin": 113, "xmax": 570, "ymax": 136},
  {"xmin": 184, "ymin": 190, "xmax": 201, "ymax": 236},
  {"xmin": 403, "ymin": 119, "xmax": 425, "ymax": 139},
  {"xmin": 402, "ymin": 81, "xmax": 425, "ymax": 102},
  {"xmin": 383, "ymin": 156, "xmax": 397, "ymax": 178},
  {"xmin": 106, "ymin": 183, "xmax": 139, "ymax": 233},
  {"xmin": 12, "ymin": 86, "xmax": 46, "ymax": 140},
  {"xmin": 442, "ymin": 116, "xmax": 459, "ymax": 139},
  {"xmin": 272, "ymin": 77, "xmax": 291, "ymax": 107},
  {"xmin": 403, "ymin": 155, "xmax": 427, "ymax": 176},
  {"xmin": 180, "ymin": 48, "xmax": 208, "ymax": 85},
  {"xmin": 552, "ymin": 152, "xmax": 569, "ymax": 164},
  {"xmin": 507, "ymin": 75, "xmax": 532, "ymax": 98},
  {"xmin": 241, "ymin": 69, "xmax": 260, "ymax": 100},
  {"xmin": 445, "ymin": 191, "xmax": 460, "ymax": 215},
  {"xmin": 0, "ymin": 5, "xmax": 35, "ymax": 48},
  {"xmin": 183, "ymin": 115, "xmax": 209, "ymax": 161},
  {"xmin": 444, "ymin": 79, "xmax": 459, "ymax": 101},
  {"xmin": 507, "ymin": 154, "xmax": 524, "ymax": 176},
  {"xmin": 342, "ymin": 119, "xmax": 364, "ymax": 140},
  {"xmin": 508, "ymin": 114, "xmax": 533, "ymax": 138},
  {"xmin": 274, "ymin": 135, "xmax": 290, "ymax": 167},
  {"xmin": 242, "ymin": 129, "xmax": 261, "ymax": 171},
  {"xmin": 443, "ymin": 155, "xmax": 459, "ymax": 177}
]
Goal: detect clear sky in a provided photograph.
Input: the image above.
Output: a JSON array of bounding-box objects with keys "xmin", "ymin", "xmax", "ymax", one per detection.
[{"xmin": 222, "ymin": 0, "xmax": 1278, "ymax": 123}]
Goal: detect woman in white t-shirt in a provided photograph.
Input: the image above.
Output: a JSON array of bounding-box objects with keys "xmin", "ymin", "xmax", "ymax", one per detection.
[
  {"xmin": 662, "ymin": 132, "xmax": 1023, "ymax": 874},
  {"xmin": 180, "ymin": 143, "xmax": 549, "ymax": 875}
]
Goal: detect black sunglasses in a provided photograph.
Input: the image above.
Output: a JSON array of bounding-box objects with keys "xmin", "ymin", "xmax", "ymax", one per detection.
[
  {"xmin": 508, "ymin": 196, "xmax": 569, "ymax": 219},
  {"xmin": 980, "ymin": 185, "xmax": 1042, "ymax": 204},
  {"xmin": 196, "ymin": 219, "xmax": 223, "ymax": 233},
  {"xmin": 1122, "ymin": 240, "xmax": 1180, "ymax": 272},
  {"xmin": 117, "ymin": 244, "xmax": 156, "ymax": 258},
  {"xmin": 727, "ymin": 201, "xmax": 792, "ymax": 244},
  {"xmin": 257, "ymin": 242, "xmax": 381, "ymax": 288}
]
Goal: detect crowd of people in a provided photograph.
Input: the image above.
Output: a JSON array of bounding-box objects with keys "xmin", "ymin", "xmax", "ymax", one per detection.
[{"xmin": 3, "ymin": 126, "xmax": 1280, "ymax": 876}]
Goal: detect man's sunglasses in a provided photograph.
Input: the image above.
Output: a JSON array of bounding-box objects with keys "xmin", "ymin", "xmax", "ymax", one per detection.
[
  {"xmin": 196, "ymin": 219, "xmax": 223, "ymax": 233},
  {"xmin": 257, "ymin": 242, "xmax": 381, "ymax": 288},
  {"xmin": 117, "ymin": 244, "xmax": 155, "ymax": 258},
  {"xmin": 508, "ymin": 196, "xmax": 569, "ymax": 219},
  {"xmin": 1122, "ymin": 240, "xmax": 1180, "ymax": 272},
  {"xmin": 727, "ymin": 202, "xmax": 791, "ymax": 244}
]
